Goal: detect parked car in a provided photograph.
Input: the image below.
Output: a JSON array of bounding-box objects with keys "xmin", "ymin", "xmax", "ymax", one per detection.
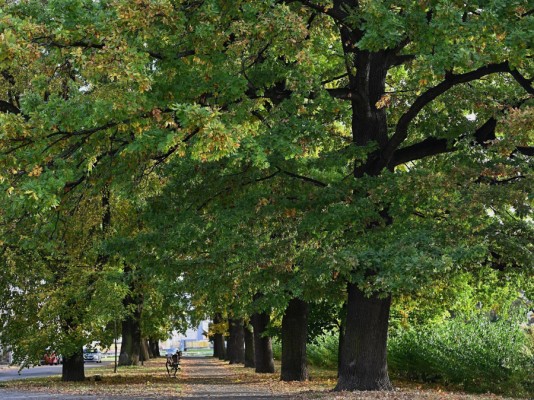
[
  {"xmin": 40, "ymin": 352, "xmax": 60, "ymax": 365},
  {"xmin": 83, "ymin": 348, "xmax": 102, "ymax": 363}
]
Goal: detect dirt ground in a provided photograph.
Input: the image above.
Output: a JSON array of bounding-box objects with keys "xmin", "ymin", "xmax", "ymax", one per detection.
[{"xmin": 0, "ymin": 356, "xmax": 527, "ymax": 399}]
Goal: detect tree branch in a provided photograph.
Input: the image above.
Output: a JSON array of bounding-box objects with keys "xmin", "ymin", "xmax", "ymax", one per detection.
[
  {"xmin": 0, "ymin": 100, "xmax": 21, "ymax": 114},
  {"xmin": 32, "ymin": 37, "xmax": 195, "ymax": 61},
  {"xmin": 514, "ymin": 146, "xmax": 534, "ymax": 157},
  {"xmin": 476, "ymin": 175, "xmax": 526, "ymax": 186},
  {"xmin": 150, "ymin": 128, "xmax": 200, "ymax": 169},
  {"xmin": 509, "ymin": 68, "xmax": 534, "ymax": 95},
  {"xmin": 278, "ymin": 167, "xmax": 328, "ymax": 187},
  {"xmin": 387, "ymin": 54, "xmax": 416, "ymax": 68},
  {"xmin": 384, "ymin": 62, "xmax": 510, "ymax": 161},
  {"xmin": 388, "ymin": 137, "xmax": 450, "ymax": 167},
  {"xmin": 388, "ymin": 118, "xmax": 498, "ymax": 168},
  {"xmin": 196, "ymin": 169, "xmax": 281, "ymax": 211}
]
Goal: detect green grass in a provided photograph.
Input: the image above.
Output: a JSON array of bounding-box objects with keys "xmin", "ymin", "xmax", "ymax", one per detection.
[{"xmin": 182, "ymin": 348, "xmax": 213, "ymax": 357}]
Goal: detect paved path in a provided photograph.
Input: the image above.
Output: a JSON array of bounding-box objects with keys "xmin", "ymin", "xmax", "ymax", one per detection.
[{"xmin": 180, "ymin": 357, "xmax": 291, "ymax": 399}]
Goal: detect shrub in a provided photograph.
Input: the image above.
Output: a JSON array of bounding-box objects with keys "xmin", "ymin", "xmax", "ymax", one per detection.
[
  {"xmin": 272, "ymin": 333, "xmax": 339, "ymax": 369},
  {"xmin": 272, "ymin": 340, "xmax": 281, "ymax": 360},
  {"xmin": 306, "ymin": 333, "xmax": 338, "ymax": 369},
  {"xmin": 388, "ymin": 311, "xmax": 533, "ymax": 396}
]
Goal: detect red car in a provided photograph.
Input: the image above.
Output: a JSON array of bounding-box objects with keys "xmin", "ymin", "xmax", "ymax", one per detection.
[{"xmin": 41, "ymin": 352, "xmax": 61, "ymax": 365}]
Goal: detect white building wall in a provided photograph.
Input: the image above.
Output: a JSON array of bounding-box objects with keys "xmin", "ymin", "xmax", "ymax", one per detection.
[{"xmin": 160, "ymin": 320, "xmax": 210, "ymax": 352}]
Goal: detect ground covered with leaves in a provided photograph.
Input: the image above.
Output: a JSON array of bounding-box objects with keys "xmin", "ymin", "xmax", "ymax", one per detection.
[{"xmin": 1, "ymin": 357, "xmax": 529, "ymax": 399}]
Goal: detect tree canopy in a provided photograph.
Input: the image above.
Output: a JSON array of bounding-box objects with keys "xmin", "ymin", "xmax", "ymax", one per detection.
[{"xmin": 1, "ymin": 0, "xmax": 532, "ymax": 390}]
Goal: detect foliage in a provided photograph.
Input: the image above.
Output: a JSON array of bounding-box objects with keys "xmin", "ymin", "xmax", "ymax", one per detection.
[
  {"xmin": 390, "ymin": 268, "xmax": 534, "ymax": 331},
  {"xmin": 306, "ymin": 333, "xmax": 339, "ymax": 370},
  {"xmin": 0, "ymin": 0, "xmax": 532, "ymax": 390},
  {"xmin": 388, "ymin": 310, "xmax": 534, "ymax": 396}
]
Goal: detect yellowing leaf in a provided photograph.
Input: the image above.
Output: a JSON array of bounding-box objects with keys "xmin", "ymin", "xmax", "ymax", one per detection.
[{"xmin": 375, "ymin": 94, "xmax": 391, "ymax": 109}]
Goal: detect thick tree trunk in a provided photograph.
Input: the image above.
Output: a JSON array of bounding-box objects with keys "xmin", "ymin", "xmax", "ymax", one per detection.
[
  {"xmin": 335, "ymin": 283, "xmax": 392, "ymax": 391},
  {"xmin": 244, "ymin": 323, "xmax": 255, "ymax": 368},
  {"xmin": 140, "ymin": 338, "xmax": 150, "ymax": 362},
  {"xmin": 213, "ymin": 313, "xmax": 226, "ymax": 359},
  {"xmin": 251, "ymin": 310, "xmax": 275, "ymax": 373},
  {"xmin": 61, "ymin": 347, "xmax": 85, "ymax": 382},
  {"xmin": 119, "ymin": 265, "xmax": 143, "ymax": 366},
  {"xmin": 148, "ymin": 338, "xmax": 160, "ymax": 357},
  {"xmin": 213, "ymin": 334, "xmax": 225, "ymax": 359},
  {"xmin": 119, "ymin": 303, "xmax": 142, "ymax": 366},
  {"xmin": 281, "ymin": 298, "xmax": 309, "ymax": 381},
  {"xmin": 223, "ymin": 335, "xmax": 230, "ymax": 361},
  {"xmin": 227, "ymin": 318, "xmax": 245, "ymax": 364},
  {"xmin": 146, "ymin": 339, "xmax": 154, "ymax": 358}
]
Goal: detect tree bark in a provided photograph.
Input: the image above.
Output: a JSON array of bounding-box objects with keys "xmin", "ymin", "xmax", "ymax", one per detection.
[
  {"xmin": 146, "ymin": 339, "xmax": 154, "ymax": 358},
  {"xmin": 227, "ymin": 318, "xmax": 245, "ymax": 364},
  {"xmin": 213, "ymin": 313, "xmax": 226, "ymax": 359},
  {"xmin": 338, "ymin": 321, "xmax": 345, "ymax": 378},
  {"xmin": 148, "ymin": 337, "xmax": 160, "ymax": 357},
  {"xmin": 215, "ymin": 337, "xmax": 226, "ymax": 360},
  {"xmin": 61, "ymin": 347, "xmax": 85, "ymax": 382},
  {"xmin": 244, "ymin": 323, "xmax": 255, "ymax": 368},
  {"xmin": 334, "ymin": 8, "xmax": 393, "ymax": 389},
  {"xmin": 223, "ymin": 335, "xmax": 230, "ymax": 361},
  {"xmin": 335, "ymin": 283, "xmax": 392, "ymax": 391},
  {"xmin": 119, "ymin": 293, "xmax": 142, "ymax": 366},
  {"xmin": 140, "ymin": 338, "xmax": 150, "ymax": 361},
  {"xmin": 251, "ymin": 309, "xmax": 275, "ymax": 373},
  {"xmin": 281, "ymin": 298, "xmax": 309, "ymax": 381},
  {"xmin": 338, "ymin": 303, "xmax": 346, "ymax": 377}
]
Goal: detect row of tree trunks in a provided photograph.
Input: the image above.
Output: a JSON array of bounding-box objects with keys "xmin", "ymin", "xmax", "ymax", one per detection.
[{"xmin": 222, "ymin": 298, "xmax": 307, "ymax": 379}]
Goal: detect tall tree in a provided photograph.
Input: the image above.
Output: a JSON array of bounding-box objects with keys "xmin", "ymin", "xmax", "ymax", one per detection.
[{"xmin": 1, "ymin": 0, "xmax": 532, "ymax": 391}]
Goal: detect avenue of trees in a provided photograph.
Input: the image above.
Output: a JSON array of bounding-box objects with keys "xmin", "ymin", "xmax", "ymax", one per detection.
[{"xmin": 0, "ymin": 0, "xmax": 532, "ymax": 392}]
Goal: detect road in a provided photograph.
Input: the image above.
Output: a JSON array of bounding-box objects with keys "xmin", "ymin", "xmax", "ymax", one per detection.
[
  {"xmin": 0, "ymin": 362, "xmax": 109, "ymax": 382},
  {"xmin": 0, "ymin": 390, "xmax": 90, "ymax": 399}
]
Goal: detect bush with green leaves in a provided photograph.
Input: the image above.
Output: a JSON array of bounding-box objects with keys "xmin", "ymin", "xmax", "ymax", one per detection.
[
  {"xmin": 388, "ymin": 310, "xmax": 533, "ymax": 396},
  {"xmin": 306, "ymin": 333, "xmax": 339, "ymax": 370},
  {"xmin": 272, "ymin": 333, "xmax": 339, "ymax": 370}
]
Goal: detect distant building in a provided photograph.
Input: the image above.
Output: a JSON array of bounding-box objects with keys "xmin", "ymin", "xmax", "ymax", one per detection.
[{"xmin": 160, "ymin": 320, "xmax": 211, "ymax": 352}]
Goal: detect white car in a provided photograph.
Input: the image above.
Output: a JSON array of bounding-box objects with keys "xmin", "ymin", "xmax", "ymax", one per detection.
[{"xmin": 83, "ymin": 348, "xmax": 102, "ymax": 363}]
